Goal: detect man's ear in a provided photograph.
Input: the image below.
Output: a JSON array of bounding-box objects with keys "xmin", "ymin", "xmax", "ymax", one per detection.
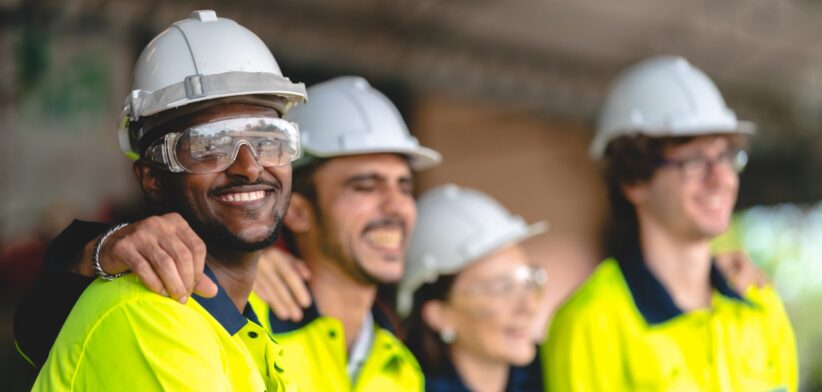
[
  {"xmin": 133, "ymin": 160, "xmax": 165, "ymax": 202},
  {"xmin": 621, "ymin": 181, "xmax": 648, "ymax": 206},
  {"xmin": 421, "ymin": 300, "xmax": 451, "ymax": 333},
  {"xmin": 284, "ymin": 193, "xmax": 314, "ymax": 233}
]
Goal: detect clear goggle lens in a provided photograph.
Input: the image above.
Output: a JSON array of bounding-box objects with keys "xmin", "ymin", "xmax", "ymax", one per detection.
[
  {"xmin": 461, "ymin": 265, "xmax": 548, "ymax": 301},
  {"xmin": 145, "ymin": 116, "xmax": 300, "ymax": 174}
]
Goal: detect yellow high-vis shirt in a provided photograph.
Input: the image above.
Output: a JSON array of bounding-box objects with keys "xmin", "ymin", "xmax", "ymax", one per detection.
[
  {"xmin": 249, "ymin": 292, "xmax": 424, "ymax": 392},
  {"xmin": 34, "ymin": 270, "xmax": 294, "ymax": 392},
  {"xmin": 542, "ymin": 257, "xmax": 797, "ymax": 392}
]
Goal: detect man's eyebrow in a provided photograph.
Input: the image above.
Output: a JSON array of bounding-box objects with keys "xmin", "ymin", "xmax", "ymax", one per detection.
[
  {"xmin": 343, "ymin": 173, "xmax": 384, "ymax": 185},
  {"xmin": 342, "ymin": 173, "xmax": 413, "ymax": 186}
]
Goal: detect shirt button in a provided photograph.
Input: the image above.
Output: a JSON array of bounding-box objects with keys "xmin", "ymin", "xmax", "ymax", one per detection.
[
  {"xmin": 248, "ymin": 331, "xmax": 259, "ymax": 338},
  {"xmin": 329, "ymin": 330, "xmax": 337, "ymax": 338}
]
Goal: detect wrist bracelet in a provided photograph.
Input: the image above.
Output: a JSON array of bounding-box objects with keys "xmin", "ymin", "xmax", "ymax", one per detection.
[{"xmin": 92, "ymin": 223, "xmax": 131, "ymax": 281}]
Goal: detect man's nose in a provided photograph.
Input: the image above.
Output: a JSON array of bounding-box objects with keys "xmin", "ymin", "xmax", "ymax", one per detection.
[{"xmin": 224, "ymin": 144, "xmax": 262, "ymax": 181}]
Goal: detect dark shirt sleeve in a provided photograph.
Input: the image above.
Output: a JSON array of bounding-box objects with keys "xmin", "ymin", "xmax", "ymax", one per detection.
[{"xmin": 13, "ymin": 220, "xmax": 110, "ymax": 368}]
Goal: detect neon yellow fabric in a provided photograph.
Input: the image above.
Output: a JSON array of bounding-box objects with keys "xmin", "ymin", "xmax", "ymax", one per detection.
[
  {"xmin": 249, "ymin": 292, "xmax": 424, "ymax": 392},
  {"xmin": 542, "ymin": 258, "xmax": 797, "ymax": 392},
  {"xmin": 33, "ymin": 275, "xmax": 294, "ymax": 391}
]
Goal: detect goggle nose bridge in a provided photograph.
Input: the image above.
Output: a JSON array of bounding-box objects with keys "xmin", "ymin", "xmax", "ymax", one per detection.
[{"xmin": 225, "ymin": 139, "xmax": 263, "ymax": 167}]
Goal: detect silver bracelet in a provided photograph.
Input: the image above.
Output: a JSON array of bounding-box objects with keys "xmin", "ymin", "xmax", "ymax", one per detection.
[{"xmin": 92, "ymin": 223, "xmax": 131, "ymax": 281}]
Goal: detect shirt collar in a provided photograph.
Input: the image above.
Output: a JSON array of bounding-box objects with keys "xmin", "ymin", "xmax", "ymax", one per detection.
[
  {"xmin": 616, "ymin": 244, "xmax": 747, "ymax": 325},
  {"xmin": 267, "ymin": 293, "xmax": 396, "ymax": 333},
  {"xmin": 192, "ymin": 265, "xmax": 260, "ymax": 335},
  {"xmin": 346, "ymin": 312, "xmax": 375, "ymax": 381},
  {"xmin": 424, "ymin": 354, "xmax": 542, "ymax": 392}
]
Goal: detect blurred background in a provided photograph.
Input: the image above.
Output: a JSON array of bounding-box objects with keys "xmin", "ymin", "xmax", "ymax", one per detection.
[{"xmin": 1, "ymin": 0, "xmax": 821, "ymax": 390}]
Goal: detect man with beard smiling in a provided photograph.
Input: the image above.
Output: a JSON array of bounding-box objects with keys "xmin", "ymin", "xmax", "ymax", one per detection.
[
  {"xmin": 30, "ymin": 10, "xmax": 306, "ymax": 391},
  {"xmin": 542, "ymin": 56, "xmax": 797, "ymax": 391},
  {"xmin": 19, "ymin": 75, "xmax": 439, "ymax": 391},
  {"xmin": 244, "ymin": 76, "xmax": 441, "ymax": 391}
]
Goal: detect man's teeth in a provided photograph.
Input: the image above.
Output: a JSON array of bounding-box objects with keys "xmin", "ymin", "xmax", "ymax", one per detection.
[
  {"xmin": 217, "ymin": 191, "xmax": 265, "ymax": 202},
  {"xmin": 365, "ymin": 228, "xmax": 403, "ymax": 249}
]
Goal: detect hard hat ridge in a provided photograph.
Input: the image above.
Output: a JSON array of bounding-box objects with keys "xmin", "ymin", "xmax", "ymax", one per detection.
[{"xmin": 118, "ymin": 10, "xmax": 307, "ymax": 160}]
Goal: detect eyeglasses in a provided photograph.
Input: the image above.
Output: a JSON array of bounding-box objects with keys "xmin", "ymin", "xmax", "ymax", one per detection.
[
  {"xmin": 145, "ymin": 116, "xmax": 301, "ymax": 174},
  {"xmin": 459, "ymin": 265, "xmax": 548, "ymax": 302},
  {"xmin": 657, "ymin": 148, "xmax": 748, "ymax": 180}
]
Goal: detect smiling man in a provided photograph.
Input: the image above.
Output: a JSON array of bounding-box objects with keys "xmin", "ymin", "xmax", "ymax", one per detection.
[
  {"xmin": 245, "ymin": 76, "xmax": 440, "ymax": 391},
  {"xmin": 16, "ymin": 75, "xmax": 436, "ymax": 390},
  {"xmin": 542, "ymin": 56, "xmax": 797, "ymax": 391},
  {"xmin": 31, "ymin": 11, "xmax": 306, "ymax": 391}
]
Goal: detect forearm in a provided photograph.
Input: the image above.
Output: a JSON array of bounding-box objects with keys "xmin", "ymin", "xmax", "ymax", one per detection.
[{"xmin": 46, "ymin": 220, "xmax": 110, "ymax": 275}]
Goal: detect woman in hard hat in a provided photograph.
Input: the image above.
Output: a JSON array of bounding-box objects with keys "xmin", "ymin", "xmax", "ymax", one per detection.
[{"xmin": 397, "ymin": 184, "xmax": 547, "ymax": 392}]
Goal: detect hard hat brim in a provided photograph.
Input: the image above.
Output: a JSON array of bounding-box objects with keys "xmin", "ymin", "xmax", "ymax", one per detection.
[
  {"xmin": 299, "ymin": 145, "xmax": 442, "ymax": 171},
  {"xmin": 590, "ymin": 120, "xmax": 756, "ymax": 160}
]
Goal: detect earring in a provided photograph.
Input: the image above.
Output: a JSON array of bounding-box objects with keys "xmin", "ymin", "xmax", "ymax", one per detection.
[{"xmin": 440, "ymin": 328, "xmax": 456, "ymax": 344}]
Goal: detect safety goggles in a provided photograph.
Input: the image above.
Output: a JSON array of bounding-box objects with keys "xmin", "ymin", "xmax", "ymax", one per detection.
[
  {"xmin": 458, "ymin": 265, "xmax": 548, "ymax": 302},
  {"xmin": 144, "ymin": 116, "xmax": 300, "ymax": 174}
]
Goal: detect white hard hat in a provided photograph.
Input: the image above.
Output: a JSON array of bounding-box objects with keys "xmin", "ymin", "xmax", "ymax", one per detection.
[
  {"xmin": 396, "ymin": 184, "xmax": 548, "ymax": 317},
  {"xmin": 119, "ymin": 10, "xmax": 307, "ymax": 159},
  {"xmin": 590, "ymin": 55, "xmax": 754, "ymax": 159},
  {"xmin": 285, "ymin": 76, "xmax": 441, "ymax": 171}
]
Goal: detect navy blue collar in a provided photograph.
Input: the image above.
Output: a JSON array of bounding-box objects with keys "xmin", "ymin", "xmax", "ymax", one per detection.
[
  {"xmin": 192, "ymin": 265, "xmax": 261, "ymax": 335},
  {"xmin": 617, "ymin": 245, "xmax": 747, "ymax": 325},
  {"xmin": 267, "ymin": 293, "xmax": 395, "ymax": 334},
  {"xmin": 424, "ymin": 353, "xmax": 543, "ymax": 392}
]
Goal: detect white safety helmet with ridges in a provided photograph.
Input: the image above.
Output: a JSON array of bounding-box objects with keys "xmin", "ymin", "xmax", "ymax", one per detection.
[
  {"xmin": 590, "ymin": 55, "xmax": 754, "ymax": 159},
  {"xmin": 118, "ymin": 10, "xmax": 307, "ymax": 159},
  {"xmin": 396, "ymin": 184, "xmax": 548, "ymax": 317},
  {"xmin": 285, "ymin": 76, "xmax": 441, "ymax": 170}
]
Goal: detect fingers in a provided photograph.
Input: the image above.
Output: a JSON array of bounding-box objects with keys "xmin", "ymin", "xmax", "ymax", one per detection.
[
  {"xmin": 294, "ymin": 259, "xmax": 312, "ymax": 281},
  {"xmin": 272, "ymin": 253, "xmax": 312, "ymax": 309},
  {"xmin": 193, "ymin": 275, "xmax": 219, "ymax": 298},
  {"xmin": 177, "ymin": 222, "xmax": 208, "ymax": 291},
  {"xmin": 715, "ymin": 251, "xmax": 769, "ymax": 292},
  {"xmin": 99, "ymin": 213, "xmax": 207, "ymax": 303},
  {"xmin": 139, "ymin": 243, "xmax": 189, "ymax": 303},
  {"xmin": 270, "ymin": 272, "xmax": 305, "ymax": 321},
  {"xmin": 255, "ymin": 259, "xmax": 304, "ymax": 321},
  {"xmin": 110, "ymin": 240, "xmax": 168, "ymax": 297}
]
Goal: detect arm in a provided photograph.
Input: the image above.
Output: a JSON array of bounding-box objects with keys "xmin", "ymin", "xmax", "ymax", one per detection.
[
  {"xmin": 253, "ymin": 247, "xmax": 312, "ymax": 321},
  {"xmin": 14, "ymin": 213, "xmax": 218, "ymax": 368},
  {"xmin": 89, "ymin": 213, "xmax": 217, "ymax": 302}
]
